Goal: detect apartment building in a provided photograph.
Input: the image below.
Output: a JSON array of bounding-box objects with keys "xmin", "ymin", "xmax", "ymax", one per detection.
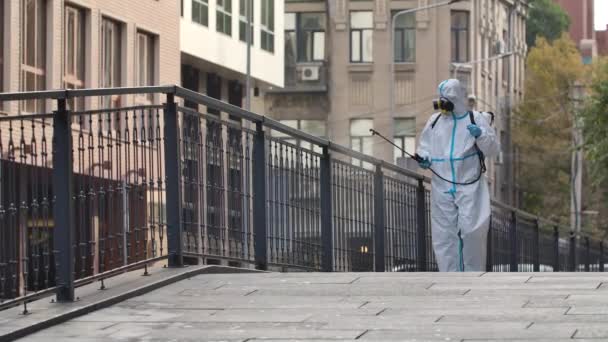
[
  {"xmin": 180, "ymin": 0, "xmax": 284, "ymax": 113},
  {"xmin": 0, "ymin": 0, "xmax": 180, "ymax": 296},
  {"xmin": 264, "ymin": 0, "xmax": 527, "ymax": 205},
  {"xmin": 0, "ymin": 0, "xmax": 180, "ymax": 114}
]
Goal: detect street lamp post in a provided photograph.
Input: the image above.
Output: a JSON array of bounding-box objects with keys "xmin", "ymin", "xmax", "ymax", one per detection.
[
  {"xmin": 389, "ymin": 0, "xmax": 465, "ymax": 119},
  {"xmin": 570, "ymin": 82, "xmax": 585, "ymax": 233}
]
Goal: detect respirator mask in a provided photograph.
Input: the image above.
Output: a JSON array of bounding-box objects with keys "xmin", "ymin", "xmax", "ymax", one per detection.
[{"xmin": 432, "ymin": 97, "xmax": 454, "ymax": 114}]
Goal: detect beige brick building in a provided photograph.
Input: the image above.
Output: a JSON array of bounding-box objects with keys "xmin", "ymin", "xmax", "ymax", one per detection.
[
  {"xmin": 0, "ymin": 0, "xmax": 180, "ymax": 114},
  {"xmin": 0, "ymin": 1, "xmax": 180, "ymax": 293},
  {"xmin": 264, "ymin": 0, "xmax": 527, "ymax": 204}
]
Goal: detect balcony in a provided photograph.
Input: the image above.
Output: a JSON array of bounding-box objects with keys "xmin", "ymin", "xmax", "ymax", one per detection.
[{"xmin": 269, "ymin": 62, "xmax": 328, "ymax": 93}]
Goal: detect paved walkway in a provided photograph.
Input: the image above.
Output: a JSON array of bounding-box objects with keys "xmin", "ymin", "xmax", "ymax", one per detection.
[{"xmin": 15, "ymin": 272, "xmax": 608, "ymax": 341}]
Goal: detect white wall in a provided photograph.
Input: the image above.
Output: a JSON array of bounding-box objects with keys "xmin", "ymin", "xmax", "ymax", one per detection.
[{"xmin": 181, "ymin": 0, "xmax": 284, "ymax": 87}]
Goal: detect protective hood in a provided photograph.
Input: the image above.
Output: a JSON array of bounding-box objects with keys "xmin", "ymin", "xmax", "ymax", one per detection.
[{"xmin": 438, "ymin": 79, "xmax": 467, "ymax": 115}]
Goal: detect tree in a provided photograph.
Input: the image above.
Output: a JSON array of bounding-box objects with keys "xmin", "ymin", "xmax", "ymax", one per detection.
[
  {"xmin": 581, "ymin": 59, "xmax": 608, "ymax": 183},
  {"xmin": 579, "ymin": 58, "xmax": 608, "ymax": 231},
  {"xmin": 526, "ymin": 0, "xmax": 571, "ymax": 48},
  {"xmin": 514, "ymin": 35, "xmax": 583, "ymax": 224}
]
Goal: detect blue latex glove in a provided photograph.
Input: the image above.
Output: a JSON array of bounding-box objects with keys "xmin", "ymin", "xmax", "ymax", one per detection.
[
  {"xmin": 467, "ymin": 124, "xmax": 482, "ymax": 138},
  {"xmin": 419, "ymin": 158, "xmax": 431, "ymax": 169}
]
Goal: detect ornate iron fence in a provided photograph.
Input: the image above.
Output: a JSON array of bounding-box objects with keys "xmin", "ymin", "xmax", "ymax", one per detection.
[{"xmin": 0, "ymin": 86, "xmax": 605, "ymax": 314}]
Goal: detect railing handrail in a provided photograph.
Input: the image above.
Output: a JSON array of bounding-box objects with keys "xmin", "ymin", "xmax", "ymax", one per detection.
[
  {"xmin": 0, "ymin": 85, "xmax": 601, "ymax": 242},
  {"xmin": 173, "ymin": 86, "xmax": 428, "ymax": 181},
  {"xmin": 489, "ymin": 200, "xmax": 582, "ymax": 235},
  {"xmin": 0, "ymin": 85, "xmax": 426, "ymax": 181},
  {"xmin": 0, "ymin": 86, "xmax": 176, "ymax": 101}
]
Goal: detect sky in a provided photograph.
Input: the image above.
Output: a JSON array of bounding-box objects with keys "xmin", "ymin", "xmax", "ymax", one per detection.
[{"xmin": 596, "ymin": 0, "xmax": 608, "ymax": 30}]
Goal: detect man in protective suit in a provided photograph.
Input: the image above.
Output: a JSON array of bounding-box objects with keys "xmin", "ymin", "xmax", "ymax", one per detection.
[{"xmin": 416, "ymin": 79, "xmax": 500, "ymax": 272}]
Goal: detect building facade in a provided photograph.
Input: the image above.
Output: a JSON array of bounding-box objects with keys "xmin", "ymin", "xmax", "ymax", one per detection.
[
  {"xmin": 597, "ymin": 25, "xmax": 608, "ymax": 56},
  {"xmin": 264, "ymin": 0, "xmax": 527, "ymax": 204},
  {"xmin": 553, "ymin": 0, "xmax": 597, "ymax": 62},
  {"xmin": 0, "ymin": 0, "xmax": 181, "ymax": 297},
  {"xmin": 180, "ymin": 0, "xmax": 284, "ymax": 114},
  {"xmin": 0, "ymin": 0, "xmax": 180, "ymax": 114}
]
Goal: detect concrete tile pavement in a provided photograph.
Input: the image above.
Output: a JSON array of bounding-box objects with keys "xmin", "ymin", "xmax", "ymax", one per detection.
[{"xmin": 9, "ymin": 272, "xmax": 608, "ymax": 342}]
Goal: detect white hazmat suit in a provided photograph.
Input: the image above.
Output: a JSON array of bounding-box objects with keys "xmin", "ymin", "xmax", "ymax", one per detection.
[{"xmin": 417, "ymin": 79, "xmax": 500, "ymax": 272}]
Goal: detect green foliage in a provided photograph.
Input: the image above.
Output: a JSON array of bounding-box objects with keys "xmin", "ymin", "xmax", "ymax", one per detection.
[
  {"xmin": 514, "ymin": 35, "xmax": 583, "ymax": 224},
  {"xmin": 581, "ymin": 59, "xmax": 608, "ymax": 191},
  {"xmin": 526, "ymin": 0, "xmax": 571, "ymax": 48}
]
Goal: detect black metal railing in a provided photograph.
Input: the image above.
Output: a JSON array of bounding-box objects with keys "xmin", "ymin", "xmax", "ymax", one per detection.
[{"xmin": 0, "ymin": 85, "xmax": 606, "ymax": 314}]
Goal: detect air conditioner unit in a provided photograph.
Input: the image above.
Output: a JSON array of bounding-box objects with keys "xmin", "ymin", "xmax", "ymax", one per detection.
[
  {"xmin": 300, "ymin": 66, "xmax": 320, "ymax": 81},
  {"xmin": 495, "ymin": 41, "xmax": 505, "ymax": 55}
]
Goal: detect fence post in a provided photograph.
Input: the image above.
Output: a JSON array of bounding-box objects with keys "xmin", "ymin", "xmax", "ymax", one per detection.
[
  {"xmin": 509, "ymin": 211, "xmax": 518, "ymax": 272},
  {"xmin": 164, "ymin": 93, "xmax": 183, "ymax": 267},
  {"xmin": 486, "ymin": 217, "xmax": 493, "ymax": 272},
  {"xmin": 373, "ymin": 165, "xmax": 385, "ymax": 272},
  {"xmin": 585, "ymin": 237, "xmax": 590, "ymax": 272},
  {"xmin": 252, "ymin": 121, "xmax": 268, "ymax": 270},
  {"xmin": 600, "ymin": 241, "xmax": 605, "ymax": 272},
  {"xmin": 533, "ymin": 219, "xmax": 540, "ymax": 272},
  {"xmin": 320, "ymin": 147, "xmax": 333, "ymax": 272},
  {"xmin": 569, "ymin": 232, "xmax": 576, "ymax": 272},
  {"xmin": 416, "ymin": 179, "xmax": 427, "ymax": 272},
  {"xmin": 553, "ymin": 226, "xmax": 560, "ymax": 272},
  {"xmin": 53, "ymin": 97, "xmax": 75, "ymax": 301}
]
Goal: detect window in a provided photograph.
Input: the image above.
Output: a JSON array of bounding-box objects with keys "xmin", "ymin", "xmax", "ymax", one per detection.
[
  {"xmin": 239, "ymin": 0, "xmax": 253, "ymax": 43},
  {"xmin": 393, "ymin": 12, "xmax": 415, "ymax": 63},
  {"xmin": 64, "ymin": 5, "xmax": 85, "ymax": 112},
  {"xmin": 272, "ymin": 119, "xmax": 326, "ymax": 153},
  {"xmin": 451, "ymin": 11, "xmax": 469, "ymax": 63},
  {"xmin": 502, "ymin": 29, "xmax": 508, "ymax": 81},
  {"xmin": 285, "ymin": 15, "xmax": 297, "ymax": 86},
  {"xmin": 285, "ymin": 13, "xmax": 296, "ymax": 68},
  {"xmin": 481, "ymin": 36, "xmax": 487, "ymax": 71},
  {"xmin": 100, "ymin": 18, "xmax": 122, "ymax": 111},
  {"xmin": 350, "ymin": 11, "xmax": 373, "ymax": 63},
  {"xmin": 297, "ymin": 13, "xmax": 325, "ymax": 62},
  {"xmin": 216, "ymin": 0, "xmax": 232, "ymax": 36},
  {"xmin": 21, "ymin": 0, "xmax": 47, "ymax": 113},
  {"xmin": 206, "ymin": 73, "xmax": 221, "ymax": 116},
  {"xmin": 393, "ymin": 118, "xmax": 416, "ymax": 164},
  {"xmin": 181, "ymin": 0, "xmax": 183, "ymax": 17},
  {"xmin": 136, "ymin": 31, "xmax": 155, "ymax": 103},
  {"xmin": 261, "ymin": 0, "xmax": 275, "ymax": 52},
  {"xmin": 350, "ymin": 119, "xmax": 373, "ymax": 167},
  {"xmin": 285, "ymin": 12, "xmax": 325, "ymax": 64},
  {"xmin": 192, "ymin": 0, "xmax": 209, "ymax": 26}
]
